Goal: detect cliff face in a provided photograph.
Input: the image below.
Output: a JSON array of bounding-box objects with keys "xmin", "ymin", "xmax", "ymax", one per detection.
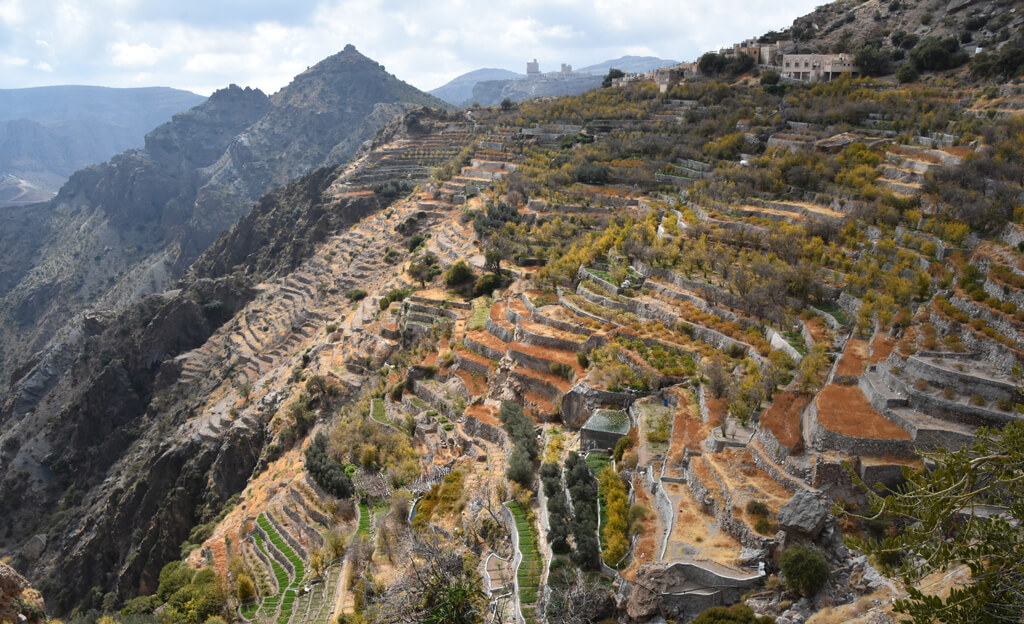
[
  {"xmin": 0, "ymin": 46, "xmax": 449, "ymax": 408},
  {"xmin": 0, "ymin": 161, "xmax": 390, "ymax": 611},
  {"xmin": 0, "ymin": 46, "xmax": 452, "ymax": 613}
]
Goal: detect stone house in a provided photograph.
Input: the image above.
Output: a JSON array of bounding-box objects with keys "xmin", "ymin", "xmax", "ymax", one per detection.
[{"xmin": 781, "ymin": 54, "xmax": 859, "ymax": 81}]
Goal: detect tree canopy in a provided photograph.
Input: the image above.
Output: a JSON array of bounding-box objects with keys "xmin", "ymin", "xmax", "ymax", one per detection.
[{"xmin": 847, "ymin": 422, "xmax": 1024, "ymax": 623}]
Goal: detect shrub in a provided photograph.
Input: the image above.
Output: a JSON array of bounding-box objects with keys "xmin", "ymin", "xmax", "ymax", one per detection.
[
  {"xmin": 896, "ymin": 63, "xmax": 919, "ymax": 83},
  {"xmin": 473, "ymin": 272, "xmax": 501, "ymax": 296},
  {"xmin": 345, "ymin": 289, "xmax": 367, "ymax": 301},
  {"xmin": 613, "ymin": 435, "xmax": 634, "ymax": 462},
  {"xmin": 549, "ymin": 362, "xmax": 574, "ymax": 379},
  {"xmin": 754, "ymin": 517, "xmax": 773, "ymax": 535},
  {"xmin": 910, "ymin": 36, "xmax": 968, "ymax": 72},
  {"xmin": 970, "ymin": 393, "xmax": 987, "ymax": 407},
  {"xmin": 235, "ymin": 574, "xmax": 256, "ymax": 602},
  {"xmin": 779, "ymin": 544, "xmax": 830, "ymax": 596},
  {"xmin": 746, "ymin": 500, "xmax": 770, "ymax": 517},
  {"xmin": 406, "ymin": 233, "xmax": 425, "ymax": 252},
  {"xmin": 444, "ymin": 260, "xmax": 474, "ymax": 286}
]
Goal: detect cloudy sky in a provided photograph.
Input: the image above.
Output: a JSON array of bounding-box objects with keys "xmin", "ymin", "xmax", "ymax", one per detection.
[{"xmin": 0, "ymin": 0, "xmax": 821, "ymax": 96}]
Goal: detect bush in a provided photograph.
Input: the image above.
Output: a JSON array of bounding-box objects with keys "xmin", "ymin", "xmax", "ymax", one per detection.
[
  {"xmin": 746, "ymin": 500, "xmax": 770, "ymax": 517},
  {"xmin": 575, "ymin": 163, "xmax": 611, "ymax": 184},
  {"xmin": 910, "ymin": 36, "xmax": 968, "ymax": 72},
  {"xmin": 444, "ymin": 260, "xmax": 474, "ymax": 286},
  {"xmin": 613, "ymin": 435, "xmax": 634, "ymax": 462},
  {"xmin": 754, "ymin": 516, "xmax": 773, "ymax": 535},
  {"xmin": 406, "ymin": 233, "xmax": 426, "ymax": 252},
  {"xmin": 345, "ymin": 289, "xmax": 367, "ymax": 301},
  {"xmin": 473, "ymin": 272, "xmax": 501, "ymax": 297},
  {"xmin": 779, "ymin": 544, "xmax": 830, "ymax": 596},
  {"xmin": 235, "ymin": 574, "xmax": 256, "ymax": 602}
]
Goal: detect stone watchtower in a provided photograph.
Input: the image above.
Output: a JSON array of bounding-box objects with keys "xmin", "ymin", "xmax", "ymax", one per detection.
[{"xmin": 527, "ymin": 59, "xmax": 540, "ymax": 76}]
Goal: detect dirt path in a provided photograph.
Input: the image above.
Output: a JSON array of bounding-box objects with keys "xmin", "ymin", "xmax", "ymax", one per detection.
[{"xmin": 329, "ymin": 558, "xmax": 351, "ymax": 621}]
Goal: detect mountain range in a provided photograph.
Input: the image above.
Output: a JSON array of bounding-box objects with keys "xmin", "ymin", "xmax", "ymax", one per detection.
[
  {"xmin": 429, "ymin": 55, "xmax": 678, "ymax": 106},
  {"xmin": 0, "ymin": 86, "xmax": 206, "ymax": 206}
]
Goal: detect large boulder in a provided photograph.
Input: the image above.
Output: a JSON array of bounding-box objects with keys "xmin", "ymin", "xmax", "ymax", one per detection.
[{"xmin": 777, "ymin": 491, "xmax": 828, "ymax": 538}]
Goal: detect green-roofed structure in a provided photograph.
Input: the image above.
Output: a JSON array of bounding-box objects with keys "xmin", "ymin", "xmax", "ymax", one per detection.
[{"xmin": 581, "ymin": 408, "xmax": 630, "ymax": 451}]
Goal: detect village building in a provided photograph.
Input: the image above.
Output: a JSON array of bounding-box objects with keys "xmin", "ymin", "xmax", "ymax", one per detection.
[{"xmin": 781, "ymin": 54, "xmax": 859, "ymax": 81}]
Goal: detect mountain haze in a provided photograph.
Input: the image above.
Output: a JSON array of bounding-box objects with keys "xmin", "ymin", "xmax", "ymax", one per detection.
[
  {"xmin": 0, "ymin": 86, "xmax": 205, "ymax": 205},
  {"xmin": 429, "ymin": 68, "xmax": 525, "ymax": 106}
]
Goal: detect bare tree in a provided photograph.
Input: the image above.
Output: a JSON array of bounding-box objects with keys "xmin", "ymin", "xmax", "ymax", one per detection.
[{"xmin": 366, "ymin": 535, "xmax": 486, "ymax": 624}]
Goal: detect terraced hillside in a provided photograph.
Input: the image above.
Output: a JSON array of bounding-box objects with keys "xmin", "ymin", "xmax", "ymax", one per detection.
[{"xmin": 11, "ymin": 27, "xmax": 1024, "ymax": 624}]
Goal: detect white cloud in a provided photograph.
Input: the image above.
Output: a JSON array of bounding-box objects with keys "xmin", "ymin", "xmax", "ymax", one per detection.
[
  {"xmin": 111, "ymin": 41, "xmax": 163, "ymax": 67},
  {"xmin": 0, "ymin": 0, "xmax": 24, "ymax": 26},
  {"xmin": 0, "ymin": 0, "xmax": 822, "ymax": 94},
  {"xmin": 0, "ymin": 53, "xmax": 28, "ymax": 66}
]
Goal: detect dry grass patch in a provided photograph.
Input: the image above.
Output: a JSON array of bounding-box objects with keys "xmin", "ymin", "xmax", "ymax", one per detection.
[
  {"xmin": 836, "ymin": 338, "xmax": 869, "ymax": 378},
  {"xmin": 816, "ymin": 385, "xmax": 910, "ymax": 440},
  {"xmin": 760, "ymin": 391, "xmax": 810, "ymax": 451}
]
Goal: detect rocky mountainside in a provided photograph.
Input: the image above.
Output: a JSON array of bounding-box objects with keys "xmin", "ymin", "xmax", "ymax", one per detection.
[
  {"xmin": 0, "ymin": 86, "xmax": 205, "ymax": 206},
  {"xmin": 0, "ymin": 107, "xmax": 462, "ymax": 612},
  {"xmin": 0, "ymin": 45, "xmax": 451, "ymax": 413}
]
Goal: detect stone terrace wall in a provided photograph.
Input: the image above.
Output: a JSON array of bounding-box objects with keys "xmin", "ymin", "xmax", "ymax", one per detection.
[
  {"xmin": 899, "ymin": 354, "xmax": 1020, "ymax": 404},
  {"xmin": 802, "ymin": 399, "xmax": 917, "ymax": 458}
]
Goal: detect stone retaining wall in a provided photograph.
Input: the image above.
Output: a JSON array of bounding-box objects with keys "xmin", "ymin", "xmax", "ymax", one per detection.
[
  {"xmin": 577, "ymin": 282, "xmax": 630, "ymax": 311},
  {"xmin": 266, "ymin": 509, "xmax": 309, "ymax": 562},
  {"xmin": 509, "ymin": 347, "xmax": 574, "ymax": 379},
  {"xmin": 644, "ymin": 279, "xmax": 739, "ymax": 322},
  {"xmin": 465, "ymin": 336, "xmax": 506, "ymax": 362},
  {"xmin": 767, "ymin": 328, "xmax": 803, "ymax": 363},
  {"xmin": 803, "ymin": 399, "xmax": 916, "ymax": 458},
  {"xmin": 747, "ymin": 442, "xmax": 806, "ymax": 493},
  {"xmin": 756, "ymin": 426, "xmax": 791, "ymax": 466},
  {"xmin": 880, "ymin": 364, "xmax": 1016, "ymax": 427},
  {"xmin": 984, "ymin": 277, "xmax": 1024, "ymax": 309},
  {"xmin": 838, "ymin": 292, "xmax": 863, "ymax": 319},
  {"xmin": 462, "ymin": 413, "xmax": 507, "ymax": 445},
  {"xmin": 418, "ymin": 380, "xmax": 462, "ymax": 419},
  {"xmin": 684, "ymin": 460, "xmax": 776, "ymax": 552},
  {"xmin": 485, "ymin": 316, "xmax": 515, "ymax": 343},
  {"xmin": 455, "ymin": 351, "xmax": 493, "ymax": 377},
  {"xmin": 808, "ymin": 305, "xmax": 842, "ymax": 330},
  {"xmin": 900, "ymin": 354, "xmax": 1019, "ymax": 404},
  {"xmin": 280, "ymin": 502, "xmax": 326, "ymax": 550},
  {"xmin": 949, "ymin": 295, "xmax": 1024, "ymax": 349},
  {"xmin": 515, "ymin": 323, "xmax": 583, "ymax": 352},
  {"xmin": 578, "ymin": 267, "xmax": 622, "ymax": 294},
  {"xmin": 286, "ymin": 487, "xmax": 333, "ymax": 528},
  {"xmin": 510, "ymin": 369, "xmax": 561, "ymax": 401},
  {"xmin": 406, "ymin": 302, "xmax": 459, "ymax": 320},
  {"xmin": 254, "ymin": 524, "xmax": 295, "ymax": 577},
  {"xmin": 530, "ymin": 307, "xmax": 591, "ymax": 335},
  {"xmin": 558, "ymin": 291, "xmax": 612, "ymax": 324},
  {"xmin": 409, "ymin": 295, "xmax": 472, "ymax": 310}
]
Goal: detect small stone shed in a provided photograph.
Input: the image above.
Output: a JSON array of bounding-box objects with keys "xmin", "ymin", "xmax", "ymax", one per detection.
[{"xmin": 581, "ymin": 408, "xmax": 630, "ymax": 451}]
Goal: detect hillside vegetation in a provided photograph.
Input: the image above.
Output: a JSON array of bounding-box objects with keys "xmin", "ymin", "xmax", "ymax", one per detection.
[{"xmin": 2, "ymin": 5, "xmax": 1024, "ymax": 624}]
